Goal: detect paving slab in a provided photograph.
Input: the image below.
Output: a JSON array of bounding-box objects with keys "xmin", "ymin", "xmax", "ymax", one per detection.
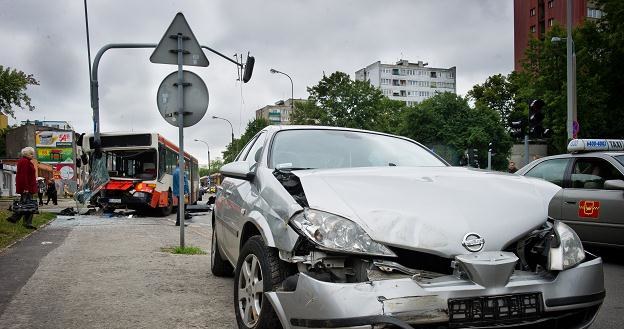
[{"xmin": 0, "ymin": 213, "xmax": 235, "ymax": 329}]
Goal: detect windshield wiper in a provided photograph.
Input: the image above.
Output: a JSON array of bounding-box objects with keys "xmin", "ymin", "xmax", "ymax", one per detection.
[{"xmin": 276, "ymin": 167, "xmax": 315, "ymax": 171}]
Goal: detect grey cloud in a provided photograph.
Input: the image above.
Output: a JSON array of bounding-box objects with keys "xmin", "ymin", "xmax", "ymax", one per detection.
[{"xmin": 2, "ymin": 0, "xmax": 513, "ymax": 163}]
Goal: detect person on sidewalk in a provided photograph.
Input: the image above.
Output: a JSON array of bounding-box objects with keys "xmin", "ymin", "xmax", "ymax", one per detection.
[
  {"xmin": 6, "ymin": 147, "xmax": 38, "ymax": 229},
  {"xmin": 45, "ymin": 180, "xmax": 58, "ymax": 205},
  {"xmin": 37, "ymin": 177, "xmax": 46, "ymax": 205},
  {"xmin": 173, "ymin": 164, "xmax": 189, "ymax": 226}
]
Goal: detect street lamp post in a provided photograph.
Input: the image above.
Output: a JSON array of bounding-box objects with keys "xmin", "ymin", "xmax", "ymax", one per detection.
[
  {"xmin": 212, "ymin": 115, "xmax": 234, "ymax": 145},
  {"xmin": 194, "ymin": 139, "xmax": 210, "ymax": 174},
  {"xmin": 551, "ymin": 35, "xmax": 577, "ymax": 140},
  {"xmin": 270, "ymin": 68, "xmax": 294, "ymax": 110},
  {"xmin": 212, "ymin": 115, "xmax": 235, "ymax": 155}
]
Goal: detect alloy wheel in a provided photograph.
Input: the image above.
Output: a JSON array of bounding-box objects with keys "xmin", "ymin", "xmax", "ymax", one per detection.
[{"xmin": 237, "ymin": 254, "xmax": 263, "ymax": 327}]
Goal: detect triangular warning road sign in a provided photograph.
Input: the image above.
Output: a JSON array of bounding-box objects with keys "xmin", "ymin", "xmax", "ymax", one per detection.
[{"xmin": 150, "ymin": 13, "xmax": 209, "ymax": 67}]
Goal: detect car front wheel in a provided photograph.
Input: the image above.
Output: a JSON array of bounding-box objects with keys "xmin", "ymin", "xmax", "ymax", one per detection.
[{"xmin": 234, "ymin": 236, "xmax": 287, "ymax": 329}]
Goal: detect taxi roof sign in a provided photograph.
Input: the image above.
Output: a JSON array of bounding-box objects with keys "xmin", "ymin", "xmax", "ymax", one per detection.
[{"xmin": 568, "ymin": 139, "xmax": 624, "ymax": 153}]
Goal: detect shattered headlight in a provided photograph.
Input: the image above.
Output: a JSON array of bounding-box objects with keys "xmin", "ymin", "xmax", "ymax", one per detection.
[
  {"xmin": 291, "ymin": 209, "xmax": 396, "ymax": 257},
  {"xmin": 548, "ymin": 221, "xmax": 585, "ymax": 271}
]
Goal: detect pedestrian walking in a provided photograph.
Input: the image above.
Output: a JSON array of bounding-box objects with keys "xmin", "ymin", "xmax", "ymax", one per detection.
[
  {"xmin": 6, "ymin": 147, "xmax": 38, "ymax": 229},
  {"xmin": 37, "ymin": 177, "xmax": 46, "ymax": 205},
  {"xmin": 173, "ymin": 164, "xmax": 189, "ymax": 226},
  {"xmin": 46, "ymin": 179, "xmax": 58, "ymax": 205}
]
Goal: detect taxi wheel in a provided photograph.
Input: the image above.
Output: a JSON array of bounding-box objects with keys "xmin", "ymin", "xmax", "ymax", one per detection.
[{"xmin": 234, "ymin": 236, "xmax": 286, "ymax": 329}]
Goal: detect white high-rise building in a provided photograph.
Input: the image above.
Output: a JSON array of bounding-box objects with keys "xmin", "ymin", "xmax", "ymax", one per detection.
[{"xmin": 355, "ymin": 60, "xmax": 456, "ymax": 106}]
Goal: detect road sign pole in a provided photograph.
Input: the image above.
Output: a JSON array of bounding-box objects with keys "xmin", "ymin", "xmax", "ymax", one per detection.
[
  {"xmin": 524, "ymin": 134, "xmax": 530, "ymax": 167},
  {"xmin": 176, "ymin": 33, "xmax": 186, "ymax": 248},
  {"xmin": 487, "ymin": 150, "xmax": 492, "ymax": 171}
]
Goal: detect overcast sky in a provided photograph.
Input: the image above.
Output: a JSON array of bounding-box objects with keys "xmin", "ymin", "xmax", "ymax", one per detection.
[{"xmin": 1, "ymin": 0, "xmax": 514, "ymax": 164}]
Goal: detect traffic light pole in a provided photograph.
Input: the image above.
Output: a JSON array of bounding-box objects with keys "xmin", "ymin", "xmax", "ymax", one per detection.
[{"xmin": 524, "ymin": 134, "xmax": 530, "ymax": 166}]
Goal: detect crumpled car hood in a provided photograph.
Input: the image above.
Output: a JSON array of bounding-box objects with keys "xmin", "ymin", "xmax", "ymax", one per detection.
[{"xmin": 292, "ymin": 167, "xmax": 560, "ymax": 257}]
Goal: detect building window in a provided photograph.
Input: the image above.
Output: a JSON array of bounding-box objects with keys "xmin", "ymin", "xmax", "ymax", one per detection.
[
  {"xmin": 530, "ymin": 25, "xmax": 536, "ymax": 33},
  {"xmin": 548, "ymin": 18, "xmax": 554, "ymax": 26},
  {"xmin": 530, "ymin": 8, "xmax": 536, "ymax": 16},
  {"xmin": 2, "ymin": 173, "xmax": 10, "ymax": 190},
  {"xmin": 548, "ymin": 1, "xmax": 554, "ymax": 8},
  {"xmin": 587, "ymin": 8, "xmax": 603, "ymax": 19},
  {"xmin": 430, "ymin": 71, "xmax": 437, "ymax": 78}
]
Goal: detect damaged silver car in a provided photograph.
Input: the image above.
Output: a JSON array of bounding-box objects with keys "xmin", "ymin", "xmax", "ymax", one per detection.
[{"xmin": 211, "ymin": 126, "xmax": 605, "ymax": 329}]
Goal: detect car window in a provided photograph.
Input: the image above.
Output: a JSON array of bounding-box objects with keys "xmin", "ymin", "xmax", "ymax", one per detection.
[
  {"xmin": 615, "ymin": 155, "xmax": 624, "ymax": 166},
  {"xmin": 269, "ymin": 129, "xmax": 446, "ymax": 169},
  {"xmin": 235, "ymin": 135, "xmax": 258, "ymax": 161},
  {"xmin": 524, "ymin": 158, "xmax": 569, "ymax": 187},
  {"xmin": 571, "ymin": 158, "xmax": 624, "ymax": 189},
  {"xmin": 243, "ymin": 132, "xmax": 266, "ymax": 164}
]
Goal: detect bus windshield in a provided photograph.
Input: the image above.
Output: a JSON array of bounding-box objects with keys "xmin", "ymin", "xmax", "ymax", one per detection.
[{"xmin": 104, "ymin": 149, "xmax": 157, "ymax": 180}]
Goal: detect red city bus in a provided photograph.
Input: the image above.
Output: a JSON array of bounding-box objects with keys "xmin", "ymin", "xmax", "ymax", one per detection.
[{"xmin": 82, "ymin": 132, "xmax": 200, "ymax": 215}]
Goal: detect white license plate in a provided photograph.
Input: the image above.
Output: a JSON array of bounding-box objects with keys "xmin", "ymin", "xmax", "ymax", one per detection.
[{"xmin": 108, "ymin": 198, "xmax": 122, "ymax": 204}]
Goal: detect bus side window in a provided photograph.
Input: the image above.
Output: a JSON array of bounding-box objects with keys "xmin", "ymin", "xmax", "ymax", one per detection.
[{"xmin": 158, "ymin": 144, "xmax": 166, "ymax": 178}]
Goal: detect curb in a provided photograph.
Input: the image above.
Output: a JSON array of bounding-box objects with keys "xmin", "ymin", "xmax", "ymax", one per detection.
[{"xmin": 0, "ymin": 214, "xmax": 58, "ymax": 255}]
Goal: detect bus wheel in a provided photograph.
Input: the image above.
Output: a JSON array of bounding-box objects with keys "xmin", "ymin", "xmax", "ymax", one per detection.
[{"xmin": 158, "ymin": 190, "xmax": 173, "ymax": 216}]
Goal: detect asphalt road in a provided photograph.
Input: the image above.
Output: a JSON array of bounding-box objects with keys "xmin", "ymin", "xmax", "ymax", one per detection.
[
  {"xmin": 583, "ymin": 246, "xmax": 624, "ymax": 329},
  {"xmin": 0, "ymin": 206, "xmax": 621, "ymax": 328}
]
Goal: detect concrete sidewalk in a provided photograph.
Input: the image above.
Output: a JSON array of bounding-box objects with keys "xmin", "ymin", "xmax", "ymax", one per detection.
[{"xmin": 0, "ymin": 214, "xmax": 236, "ymax": 329}]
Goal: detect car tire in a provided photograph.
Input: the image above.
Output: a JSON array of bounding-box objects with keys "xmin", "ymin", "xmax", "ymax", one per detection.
[
  {"xmin": 234, "ymin": 236, "xmax": 287, "ymax": 329},
  {"xmin": 210, "ymin": 223, "xmax": 234, "ymax": 277}
]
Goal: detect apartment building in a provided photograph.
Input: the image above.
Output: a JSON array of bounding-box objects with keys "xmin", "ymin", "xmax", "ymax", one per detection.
[
  {"xmin": 514, "ymin": 0, "xmax": 604, "ymax": 71},
  {"xmin": 355, "ymin": 60, "xmax": 456, "ymax": 106}
]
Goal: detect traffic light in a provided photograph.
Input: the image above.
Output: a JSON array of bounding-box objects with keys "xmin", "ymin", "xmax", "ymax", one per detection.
[
  {"xmin": 529, "ymin": 99, "xmax": 549, "ymax": 139},
  {"xmin": 488, "ymin": 142, "xmax": 496, "ymax": 155},
  {"xmin": 471, "ymin": 148, "xmax": 479, "ymax": 168},
  {"xmin": 510, "ymin": 119, "xmax": 525, "ymax": 140}
]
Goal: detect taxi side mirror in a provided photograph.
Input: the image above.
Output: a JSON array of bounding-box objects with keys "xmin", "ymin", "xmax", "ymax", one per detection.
[{"xmin": 604, "ymin": 179, "xmax": 624, "ymax": 190}]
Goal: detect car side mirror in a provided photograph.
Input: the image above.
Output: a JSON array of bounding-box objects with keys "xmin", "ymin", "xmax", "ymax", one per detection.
[
  {"xmin": 221, "ymin": 161, "xmax": 255, "ymax": 181},
  {"xmin": 604, "ymin": 179, "xmax": 624, "ymax": 190}
]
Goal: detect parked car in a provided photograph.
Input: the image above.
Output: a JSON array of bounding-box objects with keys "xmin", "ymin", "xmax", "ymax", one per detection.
[
  {"xmin": 517, "ymin": 138, "xmax": 624, "ymax": 248},
  {"xmin": 212, "ymin": 126, "xmax": 604, "ymax": 329}
]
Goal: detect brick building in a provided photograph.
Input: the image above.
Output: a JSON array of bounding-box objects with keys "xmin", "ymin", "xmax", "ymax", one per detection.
[{"xmin": 514, "ymin": 0, "xmax": 603, "ymax": 71}]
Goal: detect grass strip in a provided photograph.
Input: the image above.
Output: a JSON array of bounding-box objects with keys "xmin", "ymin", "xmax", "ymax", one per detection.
[
  {"xmin": 0, "ymin": 210, "xmax": 57, "ymax": 249},
  {"xmin": 161, "ymin": 245, "xmax": 206, "ymax": 255}
]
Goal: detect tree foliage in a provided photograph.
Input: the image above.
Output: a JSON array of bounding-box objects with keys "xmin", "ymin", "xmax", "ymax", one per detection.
[
  {"xmin": 0, "ymin": 66, "xmax": 39, "ymax": 118},
  {"xmin": 467, "ymin": 73, "xmax": 521, "ymax": 128},
  {"xmin": 222, "ymin": 118, "xmax": 269, "ymax": 163},
  {"xmin": 398, "ymin": 93, "xmax": 513, "ymax": 170},
  {"xmin": 199, "ymin": 158, "xmax": 224, "ymax": 177},
  {"xmin": 290, "ymin": 72, "xmax": 406, "ymax": 133},
  {"xmin": 472, "ymin": 2, "xmax": 624, "ymax": 155}
]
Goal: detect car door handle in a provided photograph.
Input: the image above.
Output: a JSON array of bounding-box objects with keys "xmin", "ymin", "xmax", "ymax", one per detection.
[
  {"xmin": 565, "ymin": 200, "xmax": 577, "ymax": 205},
  {"xmin": 224, "ymin": 190, "xmax": 233, "ymax": 197}
]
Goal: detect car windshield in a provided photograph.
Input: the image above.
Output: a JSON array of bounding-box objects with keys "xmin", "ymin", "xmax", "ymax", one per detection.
[
  {"xmin": 615, "ymin": 155, "xmax": 624, "ymax": 166},
  {"xmin": 270, "ymin": 129, "xmax": 446, "ymax": 170}
]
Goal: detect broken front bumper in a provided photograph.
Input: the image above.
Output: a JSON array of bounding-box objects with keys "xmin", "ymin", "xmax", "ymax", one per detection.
[{"xmin": 265, "ymin": 255, "xmax": 604, "ymax": 329}]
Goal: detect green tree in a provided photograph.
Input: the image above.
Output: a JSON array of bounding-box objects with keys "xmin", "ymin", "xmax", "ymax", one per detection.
[
  {"xmin": 222, "ymin": 118, "xmax": 269, "ymax": 163},
  {"xmin": 517, "ymin": 22, "xmax": 615, "ymax": 153},
  {"xmin": 199, "ymin": 159, "xmax": 223, "ymax": 176},
  {"xmin": 290, "ymin": 71, "xmax": 406, "ymax": 133},
  {"xmin": 0, "ymin": 66, "xmax": 39, "ymax": 117},
  {"xmin": 398, "ymin": 93, "xmax": 513, "ymax": 170},
  {"xmin": 467, "ymin": 73, "xmax": 520, "ymax": 128}
]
